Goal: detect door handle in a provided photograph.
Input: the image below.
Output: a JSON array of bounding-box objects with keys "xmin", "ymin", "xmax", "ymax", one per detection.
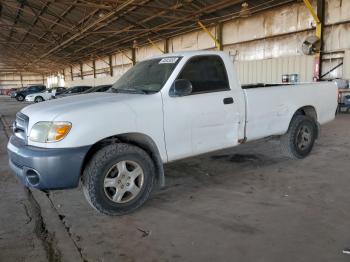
[{"xmin": 223, "ymin": 97, "xmax": 234, "ymax": 104}]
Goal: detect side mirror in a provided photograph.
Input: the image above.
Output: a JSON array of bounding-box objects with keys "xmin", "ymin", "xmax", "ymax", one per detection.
[{"xmin": 170, "ymin": 79, "xmax": 192, "ymax": 97}]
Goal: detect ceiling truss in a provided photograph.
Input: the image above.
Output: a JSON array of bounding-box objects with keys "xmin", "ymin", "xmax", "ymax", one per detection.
[{"xmin": 0, "ymin": 0, "xmax": 295, "ymax": 73}]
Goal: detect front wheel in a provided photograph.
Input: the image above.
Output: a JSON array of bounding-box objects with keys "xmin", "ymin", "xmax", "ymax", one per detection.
[
  {"xmin": 82, "ymin": 143, "xmax": 155, "ymax": 216},
  {"xmin": 280, "ymin": 115, "xmax": 317, "ymax": 159},
  {"xmin": 16, "ymin": 95, "xmax": 24, "ymax": 101},
  {"xmin": 34, "ymin": 96, "xmax": 44, "ymax": 103}
]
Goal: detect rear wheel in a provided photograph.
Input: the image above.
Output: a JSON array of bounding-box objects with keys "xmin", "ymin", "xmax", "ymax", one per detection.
[
  {"xmin": 34, "ymin": 96, "xmax": 44, "ymax": 103},
  {"xmin": 280, "ymin": 115, "xmax": 317, "ymax": 159},
  {"xmin": 82, "ymin": 143, "xmax": 155, "ymax": 215},
  {"xmin": 16, "ymin": 95, "xmax": 24, "ymax": 101}
]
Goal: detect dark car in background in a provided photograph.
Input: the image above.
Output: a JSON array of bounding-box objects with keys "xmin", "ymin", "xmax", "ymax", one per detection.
[
  {"xmin": 13, "ymin": 85, "xmax": 46, "ymax": 101},
  {"xmin": 53, "ymin": 87, "xmax": 67, "ymax": 96},
  {"xmin": 9, "ymin": 88, "xmax": 20, "ymax": 98},
  {"xmin": 55, "ymin": 85, "xmax": 92, "ymax": 98},
  {"xmin": 82, "ymin": 85, "xmax": 112, "ymax": 94}
]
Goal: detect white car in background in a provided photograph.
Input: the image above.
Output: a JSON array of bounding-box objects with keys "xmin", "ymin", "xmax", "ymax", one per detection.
[{"xmin": 25, "ymin": 87, "xmax": 66, "ymax": 103}]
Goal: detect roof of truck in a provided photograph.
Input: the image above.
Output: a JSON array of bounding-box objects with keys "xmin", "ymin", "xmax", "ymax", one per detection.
[
  {"xmin": 145, "ymin": 51, "xmax": 226, "ymax": 60},
  {"xmin": 156, "ymin": 50, "xmax": 226, "ymax": 58}
]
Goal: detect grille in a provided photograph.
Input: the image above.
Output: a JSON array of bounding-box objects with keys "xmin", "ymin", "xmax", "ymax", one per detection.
[
  {"xmin": 13, "ymin": 112, "xmax": 29, "ymax": 142},
  {"xmin": 11, "ymin": 158, "xmax": 24, "ymax": 169}
]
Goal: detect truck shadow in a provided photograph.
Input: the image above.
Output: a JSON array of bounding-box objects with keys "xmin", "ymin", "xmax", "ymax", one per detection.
[{"xmin": 152, "ymin": 140, "xmax": 289, "ymax": 204}]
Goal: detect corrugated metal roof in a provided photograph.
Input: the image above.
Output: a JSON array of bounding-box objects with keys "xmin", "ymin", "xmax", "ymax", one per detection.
[{"xmin": 0, "ymin": 0, "xmax": 295, "ymax": 72}]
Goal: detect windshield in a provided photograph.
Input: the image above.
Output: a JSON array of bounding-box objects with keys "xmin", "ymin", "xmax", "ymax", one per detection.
[
  {"xmin": 83, "ymin": 85, "xmax": 111, "ymax": 94},
  {"xmin": 111, "ymin": 57, "xmax": 181, "ymax": 94}
]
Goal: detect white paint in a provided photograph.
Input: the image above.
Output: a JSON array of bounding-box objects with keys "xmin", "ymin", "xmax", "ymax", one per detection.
[
  {"xmin": 25, "ymin": 90, "xmax": 55, "ymax": 102},
  {"xmin": 244, "ymin": 82, "xmax": 338, "ymax": 141},
  {"xmin": 20, "ymin": 51, "xmax": 337, "ymax": 164}
]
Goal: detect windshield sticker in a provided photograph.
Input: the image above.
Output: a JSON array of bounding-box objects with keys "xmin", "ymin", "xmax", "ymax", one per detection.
[{"xmin": 159, "ymin": 57, "xmax": 179, "ymax": 64}]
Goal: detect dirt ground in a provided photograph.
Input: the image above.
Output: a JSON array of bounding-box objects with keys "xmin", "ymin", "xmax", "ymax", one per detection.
[{"xmin": 0, "ymin": 95, "xmax": 350, "ymax": 262}]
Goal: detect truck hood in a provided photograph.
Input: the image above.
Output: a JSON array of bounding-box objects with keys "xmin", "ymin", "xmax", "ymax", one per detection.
[
  {"xmin": 21, "ymin": 92, "xmax": 150, "ymax": 121},
  {"xmin": 22, "ymin": 91, "xmax": 164, "ymax": 148}
]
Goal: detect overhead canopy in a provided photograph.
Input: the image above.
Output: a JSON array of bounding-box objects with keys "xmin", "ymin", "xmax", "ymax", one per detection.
[{"xmin": 0, "ymin": 0, "xmax": 294, "ymax": 73}]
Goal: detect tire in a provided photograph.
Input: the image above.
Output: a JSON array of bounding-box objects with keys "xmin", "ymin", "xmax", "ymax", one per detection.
[
  {"xmin": 34, "ymin": 96, "xmax": 44, "ymax": 103},
  {"xmin": 16, "ymin": 95, "xmax": 24, "ymax": 101},
  {"xmin": 82, "ymin": 143, "xmax": 155, "ymax": 216},
  {"xmin": 280, "ymin": 115, "xmax": 317, "ymax": 159}
]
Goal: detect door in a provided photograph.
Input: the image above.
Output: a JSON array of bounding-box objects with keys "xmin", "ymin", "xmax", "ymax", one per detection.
[
  {"xmin": 163, "ymin": 55, "xmax": 240, "ymax": 161},
  {"xmin": 27, "ymin": 86, "xmax": 38, "ymax": 94}
]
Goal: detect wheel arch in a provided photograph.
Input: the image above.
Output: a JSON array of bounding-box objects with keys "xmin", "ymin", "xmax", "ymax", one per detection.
[
  {"xmin": 289, "ymin": 105, "xmax": 319, "ymax": 138},
  {"xmin": 81, "ymin": 132, "xmax": 165, "ymax": 188},
  {"xmin": 294, "ymin": 105, "xmax": 318, "ymax": 120},
  {"xmin": 16, "ymin": 93, "xmax": 24, "ymax": 100},
  {"xmin": 35, "ymin": 96, "xmax": 44, "ymax": 101}
]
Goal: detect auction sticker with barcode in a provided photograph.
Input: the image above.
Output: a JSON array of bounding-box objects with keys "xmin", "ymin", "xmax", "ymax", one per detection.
[{"xmin": 159, "ymin": 57, "xmax": 179, "ymax": 64}]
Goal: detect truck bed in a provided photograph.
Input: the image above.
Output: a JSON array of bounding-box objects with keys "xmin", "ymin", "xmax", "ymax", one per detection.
[{"xmin": 243, "ymin": 82, "xmax": 338, "ymax": 141}]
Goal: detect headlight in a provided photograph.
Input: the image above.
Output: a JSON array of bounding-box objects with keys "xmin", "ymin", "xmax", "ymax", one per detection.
[{"xmin": 29, "ymin": 121, "xmax": 72, "ymax": 143}]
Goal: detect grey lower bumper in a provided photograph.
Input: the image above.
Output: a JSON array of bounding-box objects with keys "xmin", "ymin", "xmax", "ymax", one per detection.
[{"xmin": 7, "ymin": 135, "xmax": 90, "ymax": 190}]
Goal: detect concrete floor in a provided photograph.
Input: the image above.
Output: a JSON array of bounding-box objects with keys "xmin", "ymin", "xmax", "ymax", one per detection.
[{"xmin": 0, "ymin": 95, "xmax": 350, "ymax": 262}]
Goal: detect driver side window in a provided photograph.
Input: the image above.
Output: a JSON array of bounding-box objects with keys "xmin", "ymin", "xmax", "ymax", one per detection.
[{"xmin": 177, "ymin": 55, "xmax": 229, "ymax": 94}]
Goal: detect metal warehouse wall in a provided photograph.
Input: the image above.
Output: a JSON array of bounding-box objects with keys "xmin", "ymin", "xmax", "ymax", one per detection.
[
  {"xmin": 344, "ymin": 50, "xmax": 350, "ymax": 80},
  {"xmin": 0, "ymin": 73, "xmax": 45, "ymax": 89},
  {"xmin": 60, "ymin": 0, "xmax": 350, "ymax": 87},
  {"xmin": 236, "ymin": 56, "xmax": 315, "ymax": 84}
]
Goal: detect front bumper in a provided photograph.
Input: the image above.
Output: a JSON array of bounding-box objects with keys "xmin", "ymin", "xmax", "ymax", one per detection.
[
  {"xmin": 7, "ymin": 135, "xmax": 90, "ymax": 190},
  {"xmin": 25, "ymin": 97, "xmax": 35, "ymax": 102}
]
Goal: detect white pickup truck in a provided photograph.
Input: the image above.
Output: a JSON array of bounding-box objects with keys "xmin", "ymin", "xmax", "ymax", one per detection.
[{"xmin": 7, "ymin": 51, "xmax": 337, "ymax": 215}]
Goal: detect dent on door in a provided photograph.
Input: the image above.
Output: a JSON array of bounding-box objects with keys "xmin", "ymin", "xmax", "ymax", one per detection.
[{"xmin": 190, "ymin": 93, "xmax": 239, "ymax": 155}]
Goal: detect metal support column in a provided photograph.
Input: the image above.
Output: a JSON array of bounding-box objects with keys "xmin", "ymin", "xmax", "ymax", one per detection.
[
  {"xmin": 131, "ymin": 47, "xmax": 136, "ymax": 66},
  {"xmin": 217, "ymin": 22, "xmax": 224, "ymax": 51},
  {"xmin": 80, "ymin": 63, "xmax": 83, "ymax": 80},
  {"xmin": 317, "ymin": 0, "xmax": 325, "ymax": 80},
  {"xmin": 70, "ymin": 66, "xmax": 73, "ymax": 81},
  {"xmin": 109, "ymin": 55, "xmax": 113, "ymax": 77},
  {"xmin": 92, "ymin": 60, "xmax": 96, "ymax": 78},
  {"xmin": 164, "ymin": 38, "xmax": 169, "ymax": 53},
  {"xmin": 303, "ymin": 0, "xmax": 325, "ymax": 81},
  {"xmin": 20, "ymin": 73, "xmax": 23, "ymax": 87}
]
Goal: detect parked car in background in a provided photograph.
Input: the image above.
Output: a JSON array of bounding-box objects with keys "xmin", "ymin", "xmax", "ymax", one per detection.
[
  {"xmin": 10, "ymin": 88, "xmax": 21, "ymax": 98},
  {"xmin": 10, "ymin": 87, "xmax": 25, "ymax": 98},
  {"xmin": 50, "ymin": 87, "xmax": 67, "ymax": 96},
  {"xmin": 55, "ymin": 85, "xmax": 92, "ymax": 98},
  {"xmin": 13, "ymin": 85, "xmax": 46, "ymax": 101},
  {"xmin": 25, "ymin": 87, "xmax": 67, "ymax": 103},
  {"xmin": 82, "ymin": 85, "xmax": 112, "ymax": 94}
]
